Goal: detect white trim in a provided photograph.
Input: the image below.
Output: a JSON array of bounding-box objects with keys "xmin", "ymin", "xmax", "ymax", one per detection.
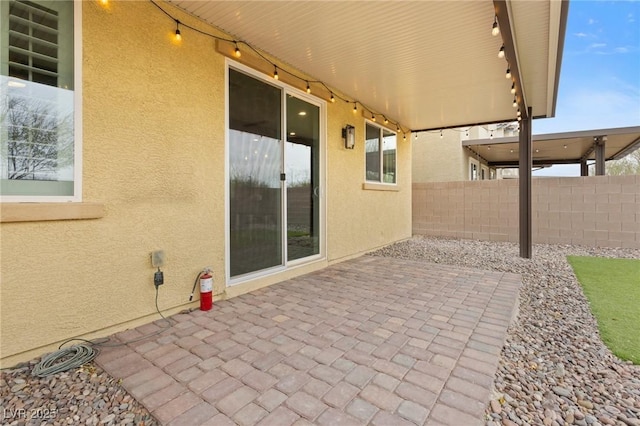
[
  {"xmin": 225, "ymin": 59, "xmax": 327, "ymax": 287},
  {"xmin": 0, "ymin": 0, "xmax": 82, "ymax": 203}
]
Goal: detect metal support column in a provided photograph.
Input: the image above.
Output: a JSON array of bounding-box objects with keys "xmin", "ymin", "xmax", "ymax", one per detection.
[
  {"xmin": 595, "ymin": 137, "xmax": 606, "ymax": 176},
  {"xmin": 580, "ymin": 159, "xmax": 588, "ymax": 176},
  {"xmin": 519, "ymin": 107, "xmax": 532, "ymax": 259}
]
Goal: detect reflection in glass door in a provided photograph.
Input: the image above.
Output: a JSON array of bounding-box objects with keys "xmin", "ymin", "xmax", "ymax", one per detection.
[
  {"xmin": 286, "ymin": 96, "xmax": 320, "ymax": 261},
  {"xmin": 228, "ymin": 69, "xmax": 283, "ymax": 277}
]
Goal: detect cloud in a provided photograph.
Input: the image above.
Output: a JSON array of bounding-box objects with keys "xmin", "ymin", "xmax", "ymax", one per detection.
[
  {"xmin": 628, "ymin": 13, "xmax": 635, "ymax": 23},
  {"xmin": 589, "ymin": 43, "xmax": 607, "ymax": 49},
  {"xmin": 614, "ymin": 47, "xmax": 630, "ymax": 53},
  {"xmin": 588, "ymin": 18, "xmax": 596, "ymax": 24},
  {"xmin": 574, "ymin": 32, "xmax": 588, "ymax": 38},
  {"xmin": 534, "ymin": 86, "xmax": 640, "ymax": 134}
]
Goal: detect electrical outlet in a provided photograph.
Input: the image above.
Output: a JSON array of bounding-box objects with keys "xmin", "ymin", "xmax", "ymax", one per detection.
[
  {"xmin": 151, "ymin": 250, "xmax": 165, "ymax": 267},
  {"xmin": 154, "ymin": 269, "xmax": 164, "ymax": 287}
]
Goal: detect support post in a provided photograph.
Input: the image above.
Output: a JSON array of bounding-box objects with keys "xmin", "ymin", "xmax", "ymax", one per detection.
[
  {"xmin": 580, "ymin": 159, "xmax": 588, "ymax": 176},
  {"xmin": 519, "ymin": 107, "xmax": 532, "ymax": 259},
  {"xmin": 595, "ymin": 137, "xmax": 606, "ymax": 176}
]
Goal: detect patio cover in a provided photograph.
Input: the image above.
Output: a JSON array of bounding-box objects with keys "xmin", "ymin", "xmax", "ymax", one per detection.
[
  {"xmin": 168, "ymin": 0, "xmax": 568, "ymax": 132},
  {"xmin": 463, "ymin": 126, "xmax": 640, "ymax": 168}
]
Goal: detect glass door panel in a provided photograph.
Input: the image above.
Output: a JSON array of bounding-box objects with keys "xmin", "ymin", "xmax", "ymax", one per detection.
[
  {"xmin": 229, "ymin": 69, "xmax": 282, "ymax": 277},
  {"xmin": 286, "ymin": 95, "xmax": 320, "ymax": 261}
]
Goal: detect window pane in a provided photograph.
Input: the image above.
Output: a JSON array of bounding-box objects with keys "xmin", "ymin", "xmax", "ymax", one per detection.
[
  {"xmin": 229, "ymin": 69, "xmax": 283, "ymax": 277},
  {"xmin": 286, "ymin": 96, "xmax": 320, "ymax": 261},
  {"xmin": 382, "ymin": 129, "xmax": 396, "ymax": 183},
  {"xmin": 365, "ymin": 123, "xmax": 380, "ymax": 182},
  {"xmin": 1, "ymin": 0, "xmax": 74, "ymax": 197}
]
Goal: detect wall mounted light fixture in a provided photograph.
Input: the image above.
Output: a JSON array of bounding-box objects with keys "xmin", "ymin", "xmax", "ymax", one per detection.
[{"xmin": 343, "ymin": 125, "xmax": 355, "ymax": 149}]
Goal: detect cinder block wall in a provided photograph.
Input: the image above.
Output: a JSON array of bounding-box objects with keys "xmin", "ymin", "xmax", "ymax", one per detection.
[{"xmin": 413, "ymin": 175, "xmax": 640, "ymax": 249}]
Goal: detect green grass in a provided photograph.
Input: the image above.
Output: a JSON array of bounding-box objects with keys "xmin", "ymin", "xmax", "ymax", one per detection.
[{"xmin": 567, "ymin": 256, "xmax": 640, "ymax": 364}]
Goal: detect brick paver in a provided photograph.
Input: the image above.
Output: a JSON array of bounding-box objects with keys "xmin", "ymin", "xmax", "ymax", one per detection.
[{"xmin": 96, "ymin": 256, "xmax": 520, "ymax": 425}]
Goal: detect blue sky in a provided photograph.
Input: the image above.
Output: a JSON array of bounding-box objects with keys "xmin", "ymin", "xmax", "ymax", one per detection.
[{"xmin": 533, "ymin": 0, "xmax": 639, "ymax": 175}]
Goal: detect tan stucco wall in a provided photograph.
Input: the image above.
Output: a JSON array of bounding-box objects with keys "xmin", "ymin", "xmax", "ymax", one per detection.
[
  {"xmin": 412, "ymin": 132, "xmax": 466, "ymax": 183},
  {"xmin": 413, "ymin": 176, "xmax": 640, "ymax": 248},
  {"xmin": 0, "ymin": 1, "xmax": 411, "ymax": 365}
]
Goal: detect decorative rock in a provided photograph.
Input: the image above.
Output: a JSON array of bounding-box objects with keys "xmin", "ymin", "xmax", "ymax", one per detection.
[
  {"xmin": 491, "ymin": 400, "xmax": 503, "ymax": 414},
  {"xmin": 553, "ymin": 387, "xmax": 572, "ymax": 398},
  {"xmin": 578, "ymin": 400, "xmax": 594, "ymax": 409}
]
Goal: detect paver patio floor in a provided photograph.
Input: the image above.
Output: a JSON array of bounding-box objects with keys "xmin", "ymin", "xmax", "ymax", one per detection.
[{"xmin": 96, "ymin": 255, "xmax": 520, "ymax": 425}]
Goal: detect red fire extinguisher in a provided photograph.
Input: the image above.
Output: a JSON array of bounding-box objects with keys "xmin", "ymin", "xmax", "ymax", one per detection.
[{"xmin": 190, "ymin": 269, "xmax": 213, "ymax": 311}]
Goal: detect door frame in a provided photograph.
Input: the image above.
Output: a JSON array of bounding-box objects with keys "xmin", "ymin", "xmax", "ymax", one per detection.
[{"xmin": 224, "ymin": 59, "xmax": 326, "ymax": 287}]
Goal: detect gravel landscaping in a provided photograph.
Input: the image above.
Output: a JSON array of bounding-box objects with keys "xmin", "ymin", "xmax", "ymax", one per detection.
[
  {"xmin": 2, "ymin": 236, "xmax": 638, "ymax": 426},
  {"xmin": 372, "ymin": 236, "xmax": 640, "ymax": 426}
]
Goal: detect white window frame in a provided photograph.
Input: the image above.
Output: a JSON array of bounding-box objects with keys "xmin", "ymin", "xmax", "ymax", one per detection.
[
  {"xmin": 469, "ymin": 158, "xmax": 479, "ymax": 181},
  {"xmin": 0, "ymin": 0, "xmax": 82, "ymax": 203},
  {"xmin": 364, "ymin": 120, "xmax": 397, "ymax": 185}
]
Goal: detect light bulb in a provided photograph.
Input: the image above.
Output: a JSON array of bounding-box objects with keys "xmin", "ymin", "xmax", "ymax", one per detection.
[
  {"xmin": 273, "ymin": 67, "xmax": 278, "ymax": 80},
  {"xmin": 403, "ymin": 134, "xmax": 407, "ymax": 141},
  {"xmin": 563, "ymin": 144, "xmax": 567, "ymax": 149},
  {"xmin": 517, "ymin": 109, "xmax": 521, "ymax": 117},
  {"xmin": 498, "ymin": 45, "xmax": 505, "ymax": 59},
  {"xmin": 306, "ymin": 82, "xmax": 311, "ymax": 94},
  {"xmin": 440, "ymin": 130, "xmax": 443, "ymax": 139},
  {"xmin": 353, "ymin": 103, "xmax": 357, "ymax": 113},
  {"xmin": 506, "ymin": 68, "xmax": 511, "ymax": 79},
  {"xmin": 490, "ymin": 131, "xmax": 494, "ymax": 140},
  {"xmin": 234, "ymin": 43, "xmax": 241, "ymax": 58},
  {"xmin": 510, "ymin": 83, "xmax": 516, "ymax": 95},
  {"xmin": 372, "ymin": 115, "xmax": 376, "ymax": 122},
  {"xmin": 384, "ymin": 117, "xmax": 388, "ymax": 124},
  {"xmin": 487, "ymin": 145, "xmax": 491, "ymax": 150},
  {"xmin": 492, "ymin": 18, "xmax": 500, "ymax": 36},
  {"xmin": 513, "ymin": 98, "xmax": 518, "ymax": 108},
  {"xmin": 330, "ymin": 93, "xmax": 335, "ymax": 103},
  {"xmin": 174, "ymin": 20, "xmax": 182, "ymax": 42}
]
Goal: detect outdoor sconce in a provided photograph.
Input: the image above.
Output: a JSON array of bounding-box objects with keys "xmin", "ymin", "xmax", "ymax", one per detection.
[{"xmin": 343, "ymin": 125, "xmax": 355, "ymax": 149}]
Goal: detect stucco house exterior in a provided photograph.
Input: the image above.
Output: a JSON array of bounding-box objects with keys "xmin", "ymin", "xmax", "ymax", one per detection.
[{"xmin": 0, "ymin": 0, "xmax": 567, "ymax": 366}]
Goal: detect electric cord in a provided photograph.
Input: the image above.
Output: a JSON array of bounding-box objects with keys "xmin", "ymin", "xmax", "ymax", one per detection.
[{"xmin": 30, "ymin": 286, "xmax": 173, "ymax": 376}]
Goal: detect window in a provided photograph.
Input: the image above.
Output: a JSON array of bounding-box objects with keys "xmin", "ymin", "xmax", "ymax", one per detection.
[
  {"xmin": 469, "ymin": 159, "xmax": 478, "ymax": 180},
  {"xmin": 1, "ymin": 0, "xmax": 80, "ymax": 201},
  {"xmin": 365, "ymin": 122, "xmax": 396, "ymax": 184}
]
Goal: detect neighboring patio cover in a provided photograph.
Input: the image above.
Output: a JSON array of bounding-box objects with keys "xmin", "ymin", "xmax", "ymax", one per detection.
[{"xmin": 464, "ymin": 126, "xmax": 640, "ymax": 174}]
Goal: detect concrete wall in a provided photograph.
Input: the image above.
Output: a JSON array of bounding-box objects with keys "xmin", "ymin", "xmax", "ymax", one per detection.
[
  {"xmin": 0, "ymin": 1, "xmax": 411, "ymax": 365},
  {"xmin": 413, "ymin": 175, "xmax": 640, "ymax": 248}
]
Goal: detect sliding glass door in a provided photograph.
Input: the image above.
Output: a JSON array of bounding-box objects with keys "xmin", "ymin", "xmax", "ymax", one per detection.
[{"xmin": 228, "ymin": 67, "xmax": 322, "ymax": 280}]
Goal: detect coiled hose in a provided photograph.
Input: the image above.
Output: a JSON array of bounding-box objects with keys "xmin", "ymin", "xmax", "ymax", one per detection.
[{"xmin": 31, "ymin": 344, "xmax": 97, "ymax": 377}]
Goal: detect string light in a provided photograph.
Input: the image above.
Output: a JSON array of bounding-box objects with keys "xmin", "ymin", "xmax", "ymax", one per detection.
[
  {"xmin": 492, "ymin": 16, "xmax": 500, "ymax": 36},
  {"xmin": 383, "ymin": 117, "xmax": 388, "ymax": 124},
  {"xmin": 498, "ymin": 45, "xmax": 505, "ymax": 59},
  {"xmin": 415, "ymin": 132, "xmax": 418, "ymax": 139},
  {"xmin": 371, "ymin": 114, "xmax": 376, "ymax": 122},
  {"xmin": 465, "ymin": 129, "xmax": 469, "ymax": 137},
  {"xmin": 174, "ymin": 19, "xmax": 182, "ymax": 41},
  {"xmin": 512, "ymin": 97, "xmax": 518, "ymax": 108},
  {"xmin": 510, "ymin": 82, "xmax": 516, "ymax": 95},
  {"xmin": 487, "ymin": 145, "xmax": 491, "ymax": 150},
  {"xmin": 490, "ymin": 130, "xmax": 494, "ymax": 139},
  {"xmin": 147, "ymin": 0, "xmax": 407, "ymax": 134},
  {"xmin": 516, "ymin": 109, "xmax": 521, "ymax": 117},
  {"xmin": 440, "ymin": 130, "xmax": 443, "ymax": 139},
  {"xmin": 510, "ymin": 149, "xmax": 514, "ymax": 153},
  {"xmin": 396, "ymin": 125, "xmax": 401, "ymax": 132},
  {"xmin": 403, "ymin": 134, "xmax": 407, "ymax": 141},
  {"xmin": 505, "ymin": 67, "xmax": 511, "ymax": 79},
  {"xmin": 563, "ymin": 144, "xmax": 567, "ymax": 149}
]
